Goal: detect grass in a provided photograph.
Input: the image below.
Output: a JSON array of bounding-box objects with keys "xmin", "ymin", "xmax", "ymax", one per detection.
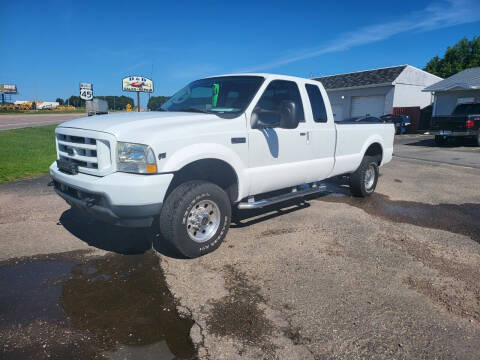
[{"xmin": 0, "ymin": 125, "xmax": 57, "ymax": 183}]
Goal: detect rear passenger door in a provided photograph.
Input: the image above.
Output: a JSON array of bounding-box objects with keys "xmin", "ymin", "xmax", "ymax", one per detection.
[{"xmin": 303, "ymin": 83, "xmax": 335, "ymax": 182}]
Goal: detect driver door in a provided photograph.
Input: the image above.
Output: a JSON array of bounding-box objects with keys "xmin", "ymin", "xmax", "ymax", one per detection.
[{"xmin": 246, "ymin": 80, "xmax": 312, "ymax": 195}]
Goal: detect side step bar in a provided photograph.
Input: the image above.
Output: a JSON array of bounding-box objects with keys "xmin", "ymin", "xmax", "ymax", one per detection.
[{"xmin": 237, "ymin": 184, "xmax": 327, "ymax": 210}]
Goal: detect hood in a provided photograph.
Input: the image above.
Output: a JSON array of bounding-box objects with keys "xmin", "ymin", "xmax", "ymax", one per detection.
[{"xmin": 58, "ymin": 111, "xmax": 228, "ymax": 140}]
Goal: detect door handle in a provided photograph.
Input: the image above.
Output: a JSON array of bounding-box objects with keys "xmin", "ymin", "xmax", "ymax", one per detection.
[{"xmin": 300, "ymin": 132, "xmax": 306, "ymax": 136}]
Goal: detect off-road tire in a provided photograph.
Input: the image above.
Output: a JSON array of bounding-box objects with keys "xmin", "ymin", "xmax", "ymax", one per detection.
[
  {"xmin": 159, "ymin": 181, "xmax": 231, "ymax": 258},
  {"xmin": 435, "ymin": 135, "xmax": 448, "ymax": 146},
  {"xmin": 349, "ymin": 156, "xmax": 379, "ymax": 197}
]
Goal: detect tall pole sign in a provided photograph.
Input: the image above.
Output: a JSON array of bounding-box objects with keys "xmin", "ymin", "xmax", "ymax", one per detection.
[
  {"xmin": 80, "ymin": 83, "xmax": 93, "ymax": 101},
  {"xmin": 122, "ymin": 76, "xmax": 154, "ymax": 112}
]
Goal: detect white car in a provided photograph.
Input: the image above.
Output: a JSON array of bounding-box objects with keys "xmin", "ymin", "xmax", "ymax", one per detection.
[{"xmin": 50, "ymin": 73, "xmax": 394, "ymax": 257}]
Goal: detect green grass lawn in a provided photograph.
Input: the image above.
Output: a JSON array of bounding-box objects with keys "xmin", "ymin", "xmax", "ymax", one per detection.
[{"xmin": 0, "ymin": 125, "xmax": 57, "ymax": 183}]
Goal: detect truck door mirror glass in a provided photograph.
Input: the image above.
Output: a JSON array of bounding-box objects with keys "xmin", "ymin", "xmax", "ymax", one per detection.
[
  {"xmin": 252, "ymin": 107, "xmax": 281, "ymax": 128},
  {"xmin": 278, "ymin": 100, "xmax": 299, "ymax": 129}
]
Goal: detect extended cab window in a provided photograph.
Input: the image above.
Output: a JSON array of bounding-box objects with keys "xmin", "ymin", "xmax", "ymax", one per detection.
[
  {"xmin": 256, "ymin": 80, "xmax": 305, "ymax": 124},
  {"xmin": 305, "ymin": 84, "xmax": 327, "ymax": 123}
]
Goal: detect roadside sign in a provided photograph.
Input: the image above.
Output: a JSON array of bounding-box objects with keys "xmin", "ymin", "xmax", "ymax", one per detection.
[
  {"xmin": 122, "ymin": 76, "xmax": 153, "ymax": 112},
  {"xmin": 122, "ymin": 76, "xmax": 153, "ymax": 93},
  {"xmin": 80, "ymin": 82, "xmax": 93, "ymax": 101},
  {"xmin": 0, "ymin": 84, "xmax": 17, "ymax": 94}
]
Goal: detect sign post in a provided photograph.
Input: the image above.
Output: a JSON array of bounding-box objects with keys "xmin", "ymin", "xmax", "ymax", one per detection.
[{"xmin": 122, "ymin": 76, "xmax": 154, "ymax": 112}]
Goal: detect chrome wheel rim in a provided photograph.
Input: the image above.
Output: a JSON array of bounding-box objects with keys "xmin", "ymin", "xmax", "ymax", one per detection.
[
  {"xmin": 186, "ymin": 200, "xmax": 221, "ymax": 243},
  {"xmin": 364, "ymin": 165, "xmax": 376, "ymax": 191}
]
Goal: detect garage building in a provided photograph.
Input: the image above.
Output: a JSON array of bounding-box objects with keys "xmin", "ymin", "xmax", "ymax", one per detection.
[
  {"xmin": 315, "ymin": 65, "xmax": 442, "ymax": 131},
  {"xmin": 423, "ymin": 67, "xmax": 480, "ymax": 116}
]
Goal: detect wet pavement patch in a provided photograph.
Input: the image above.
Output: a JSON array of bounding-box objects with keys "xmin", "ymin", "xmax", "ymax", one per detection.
[
  {"xmin": 205, "ymin": 265, "xmax": 274, "ymax": 351},
  {"xmin": 315, "ymin": 183, "xmax": 480, "ymax": 244},
  {"xmin": 0, "ymin": 250, "xmax": 195, "ymax": 359}
]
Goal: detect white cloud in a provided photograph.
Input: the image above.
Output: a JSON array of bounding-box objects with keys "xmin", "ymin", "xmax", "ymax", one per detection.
[{"xmin": 240, "ymin": 0, "xmax": 480, "ymax": 72}]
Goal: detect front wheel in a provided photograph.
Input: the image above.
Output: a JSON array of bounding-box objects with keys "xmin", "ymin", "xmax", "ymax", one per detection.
[
  {"xmin": 159, "ymin": 181, "xmax": 231, "ymax": 258},
  {"xmin": 349, "ymin": 156, "xmax": 379, "ymax": 197}
]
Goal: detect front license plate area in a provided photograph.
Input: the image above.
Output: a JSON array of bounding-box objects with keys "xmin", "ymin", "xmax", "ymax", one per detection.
[{"xmin": 57, "ymin": 159, "xmax": 78, "ymax": 175}]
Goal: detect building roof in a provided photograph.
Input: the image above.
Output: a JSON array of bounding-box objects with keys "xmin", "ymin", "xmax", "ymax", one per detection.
[
  {"xmin": 423, "ymin": 67, "xmax": 480, "ymax": 92},
  {"xmin": 314, "ymin": 65, "xmax": 407, "ymax": 90}
]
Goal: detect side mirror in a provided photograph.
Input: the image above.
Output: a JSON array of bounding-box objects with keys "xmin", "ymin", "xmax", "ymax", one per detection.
[
  {"xmin": 279, "ymin": 100, "xmax": 299, "ymax": 129},
  {"xmin": 251, "ymin": 107, "xmax": 280, "ymax": 129}
]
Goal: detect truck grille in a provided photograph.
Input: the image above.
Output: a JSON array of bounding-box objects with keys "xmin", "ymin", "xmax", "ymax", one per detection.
[{"xmin": 55, "ymin": 128, "xmax": 114, "ymax": 176}]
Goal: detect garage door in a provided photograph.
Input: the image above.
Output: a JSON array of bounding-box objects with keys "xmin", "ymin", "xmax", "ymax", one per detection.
[
  {"xmin": 331, "ymin": 104, "xmax": 343, "ymax": 121},
  {"xmin": 351, "ymin": 95, "xmax": 385, "ymax": 118}
]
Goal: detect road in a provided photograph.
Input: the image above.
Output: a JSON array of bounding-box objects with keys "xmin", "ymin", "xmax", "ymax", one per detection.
[
  {"xmin": 394, "ymin": 134, "xmax": 480, "ymax": 169},
  {"xmin": 0, "ymin": 113, "xmax": 85, "ymax": 130},
  {"xmin": 1, "ymin": 138, "xmax": 480, "ymax": 359}
]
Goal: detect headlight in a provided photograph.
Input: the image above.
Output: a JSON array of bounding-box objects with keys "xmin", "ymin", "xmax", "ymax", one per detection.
[{"xmin": 117, "ymin": 142, "xmax": 157, "ymax": 174}]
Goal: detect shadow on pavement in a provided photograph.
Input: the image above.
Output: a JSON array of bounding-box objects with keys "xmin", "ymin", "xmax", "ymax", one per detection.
[
  {"xmin": 404, "ymin": 138, "xmax": 478, "ymax": 148},
  {"xmin": 59, "ymin": 208, "xmax": 185, "ymax": 259}
]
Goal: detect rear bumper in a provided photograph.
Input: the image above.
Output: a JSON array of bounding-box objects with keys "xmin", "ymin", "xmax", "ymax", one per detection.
[
  {"xmin": 50, "ymin": 163, "xmax": 173, "ymax": 227},
  {"xmin": 434, "ymin": 130, "xmax": 478, "ymax": 137}
]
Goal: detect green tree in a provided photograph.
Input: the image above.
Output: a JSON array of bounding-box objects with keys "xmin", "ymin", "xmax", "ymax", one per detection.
[
  {"xmin": 425, "ymin": 36, "xmax": 480, "ymax": 78},
  {"xmin": 95, "ymin": 96, "xmax": 134, "ymax": 110},
  {"xmin": 147, "ymin": 96, "xmax": 170, "ymax": 110},
  {"xmin": 55, "ymin": 98, "xmax": 64, "ymax": 105},
  {"xmin": 66, "ymin": 96, "xmax": 85, "ymax": 108}
]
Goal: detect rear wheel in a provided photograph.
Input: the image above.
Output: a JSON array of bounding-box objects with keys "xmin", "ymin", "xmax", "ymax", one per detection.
[
  {"xmin": 349, "ymin": 156, "xmax": 379, "ymax": 197},
  {"xmin": 434, "ymin": 135, "xmax": 448, "ymax": 146},
  {"xmin": 159, "ymin": 181, "xmax": 231, "ymax": 258}
]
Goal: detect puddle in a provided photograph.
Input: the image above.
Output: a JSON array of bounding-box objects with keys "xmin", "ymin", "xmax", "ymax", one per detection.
[
  {"xmin": 206, "ymin": 265, "xmax": 274, "ymax": 352},
  {"xmin": 0, "ymin": 251, "xmax": 195, "ymax": 359},
  {"xmin": 316, "ymin": 184, "xmax": 480, "ymax": 244}
]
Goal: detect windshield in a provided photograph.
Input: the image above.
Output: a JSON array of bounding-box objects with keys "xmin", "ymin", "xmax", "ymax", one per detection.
[
  {"xmin": 160, "ymin": 76, "xmax": 264, "ymax": 117},
  {"xmin": 453, "ymin": 103, "xmax": 480, "ymax": 115}
]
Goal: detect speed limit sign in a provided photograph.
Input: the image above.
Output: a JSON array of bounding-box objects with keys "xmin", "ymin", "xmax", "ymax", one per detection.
[{"xmin": 80, "ymin": 83, "xmax": 93, "ymax": 101}]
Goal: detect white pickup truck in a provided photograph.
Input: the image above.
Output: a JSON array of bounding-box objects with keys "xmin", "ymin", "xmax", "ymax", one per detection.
[{"xmin": 50, "ymin": 74, "xmax": 394, "ymax": 257}]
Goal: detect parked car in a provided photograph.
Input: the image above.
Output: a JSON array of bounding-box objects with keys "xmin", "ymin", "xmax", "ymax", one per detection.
[
  {"xmin": 381, "ymin": 114, "xmax": 411, "ymax": 134},
  {"xmin": 50, "ymin": 74, "xmax": 394, "ymax": 258},
  {"xmin": 431, "ymin": 103, "xmax": 480, "ymax": 146}
]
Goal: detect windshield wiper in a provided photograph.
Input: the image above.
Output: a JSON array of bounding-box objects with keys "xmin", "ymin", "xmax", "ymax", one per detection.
[{"xmin": 176, "ymin": 107, "xmax": 209, "ymax": 114}]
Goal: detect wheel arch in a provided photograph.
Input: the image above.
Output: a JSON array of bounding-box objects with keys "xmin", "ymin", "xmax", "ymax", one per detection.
[
  {"xmin": 361, "ymin": 136, "xmax": 384, "ymax": 165},
  {"xmin": 165, "ymin": 158, "xmax": 240, "ymax": 203}
]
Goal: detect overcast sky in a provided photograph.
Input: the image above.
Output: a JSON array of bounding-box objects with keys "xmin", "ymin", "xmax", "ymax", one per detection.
[{"xmin": 1, "ymin": 0, "xmax": 479, "ymax": 101}]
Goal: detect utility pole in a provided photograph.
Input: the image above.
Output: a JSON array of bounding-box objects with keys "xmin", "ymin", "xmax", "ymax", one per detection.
[{"xmin": 137, "ymin": 92, "xmax": 140, "ymax": 112}]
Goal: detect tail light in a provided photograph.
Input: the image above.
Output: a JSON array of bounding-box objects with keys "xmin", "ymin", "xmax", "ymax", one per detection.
[{"xmin": 466, "ymin": 120, "xmax": 475, "ymax": 128}]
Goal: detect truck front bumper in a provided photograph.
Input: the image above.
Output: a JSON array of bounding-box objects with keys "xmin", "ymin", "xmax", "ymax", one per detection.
[{"xmin": 50, "ymin": 163, "xmax": 174, "ymax": 227}]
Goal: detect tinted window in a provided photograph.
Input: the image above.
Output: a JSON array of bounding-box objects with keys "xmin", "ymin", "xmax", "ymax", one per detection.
[
  {"xmin": 305, "ymin": 84, "xmax": 327, "ymax": 122},
  {"xmin": 161, "ymin": 76, "xmax": 264, "ymax": 117},
  {"xmin": 256, "ymin": 80, "xmax": 305, "ymax": 123},
  {"xmin": 453, "ymin": 103, "xmax": 480, "ymax": 115}
]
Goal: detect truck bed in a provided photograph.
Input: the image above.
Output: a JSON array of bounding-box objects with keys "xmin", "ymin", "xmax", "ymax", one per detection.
[{"xmin": 331, "ymin": 122, "xmax": 395, "ymax": 177}]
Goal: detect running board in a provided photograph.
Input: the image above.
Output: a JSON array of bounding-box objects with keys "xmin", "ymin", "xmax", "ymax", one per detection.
[{"xmin": 237, "ymin": 184, "xmax": 327, "ymax": 210}]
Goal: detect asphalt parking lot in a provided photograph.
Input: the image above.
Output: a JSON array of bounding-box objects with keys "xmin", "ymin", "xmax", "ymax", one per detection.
[
  {"xmin": 0, "ymin": 114, "xmax": 85, "ymax": 130},
  {"xmin": 1, "ymin": 135, "xmax": 479, "ymax": 359}
]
